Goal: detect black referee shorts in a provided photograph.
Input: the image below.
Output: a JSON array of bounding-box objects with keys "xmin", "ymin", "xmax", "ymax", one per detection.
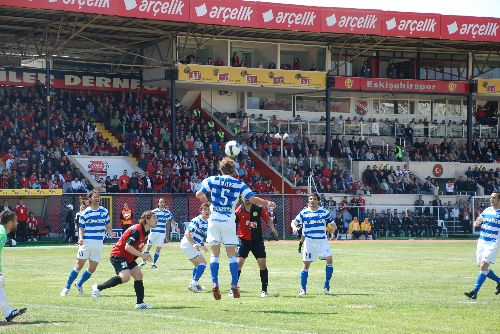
[
  {"xmin": 238, "ymin": 238, "xmax": 266, "ymax": 259},
  {"xmin": 110, "ymin": 256, "xmax": 138, "ymax": 274}
]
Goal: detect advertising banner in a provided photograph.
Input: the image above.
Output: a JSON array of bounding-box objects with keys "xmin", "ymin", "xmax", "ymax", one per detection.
[
  {"xmin": 0, "ymin": 68, "xmax": 164, "ymax": 93},
  {"xmin": 333, "ymin": 76, "xmax": 467, "ymax": 95},
  {"xmin": 0, "ymin": 189, "xmax": 62, "ymax": 196},
  {"xmin": 0, "ymin": 0, "xmax": 189, "ymax": 23},
  {"xmin": 321, "ymin": 7, "xmax": 381, "ymax": 35},
  {"xmin": 255, "ymin": 2, "xmax": 321, "ymax": 33},
  {"xmin": 477, "ymin": 79, "xmax": 500, "ymax": 95},
  {"xmin": 178, "ymin": 63, "xmax": 326, "ymax": 89},
  {"xmin": 441, "ymin": 15, "xmax": 500, "ymax": 42},
  {"xmin": 190, "ymin": 0, "xmax": 259, "ymax": 28},
  {"xmin": 381, "ymin": 11, "xmax": 441, "ymax": 39}
]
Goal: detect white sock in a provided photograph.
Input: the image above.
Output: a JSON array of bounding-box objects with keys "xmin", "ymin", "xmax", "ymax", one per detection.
[{"xmin": 0, "ymin": 287, "xmax": 13, "ymax": 317}]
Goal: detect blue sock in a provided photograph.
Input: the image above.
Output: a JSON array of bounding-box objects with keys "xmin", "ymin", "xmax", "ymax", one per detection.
[
  {"xmin": 487, "ymin": 270, "xmax": 500, "ymax": 283},
  {"xmin": 229, "ymin": 256, "xmax": 239, "ymax": 286},
  {"xmin": 210, "ymin": 256, "xmax": 219, "ymax": 285},
  {"xmin": 77, "ymin": 269, "xmax": 92, "ymax": 287},
  {"xmin": 473, "ymin": 271, "xmax": 488, "ymax": 294},
  {"xmin": 192, "ymin": 266, "xmax": 197, "ymax": 279},
  {"xmin": 325, "ymin": 264, "xmax": 334, "ymax": 289},
  {"xmin": 65, "ymin": 268, "xmax": 80, "ymax": 289},
  {"xmin": 301, "ymin": 270, "xmax": 309, "ymax": 291},
  {"xmin": 194, "ymin": 263, "xmax": 206, "ymax": 281},
  {"xmin": 153, "ymin": 252, "xmax": 160, "ymax": 264}
]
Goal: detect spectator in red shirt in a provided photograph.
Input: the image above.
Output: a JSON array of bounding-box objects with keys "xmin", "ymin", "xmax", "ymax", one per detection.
[
  {"xmin": 180, "ymin": 179, "xmax": 191, "ymax": 193},
  {"xmin": 15, "ymin": 198, "xmax": 29, "ymax": 242},
  {"xmin": 19, "ymin": 171, "xmax": 29, "ymax": 189},
  {"xmin": 27, "ymin": 211, "xmax": 38, "ymax": 242},
  {"xmin": 118, "ymin": 170, "xmax": 131, "ymax": 193},
  {"xmin": 152, "ymin": 172, "xmax": 166, "ymax": 193}
]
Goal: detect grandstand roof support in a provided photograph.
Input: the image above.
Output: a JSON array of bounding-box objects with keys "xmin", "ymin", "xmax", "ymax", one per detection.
[{"xmin": 466, "ymin": 81, "xmax": 474, "ymax": 157}]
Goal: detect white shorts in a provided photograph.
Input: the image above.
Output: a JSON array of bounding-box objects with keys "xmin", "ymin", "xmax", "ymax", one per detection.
[
  {"xmin": 77, "ymin": 239, "xmax": 103, "ymax": 262},
  {"xmin": 302, "ymin": 238, "xmax": 332, "ymax": 262},
  {"xmin": 206, "ymin": 213, "xmax": 238, "ymax": 246},
  {"xmin": 476, "ymin": 240, "xmax": 499, "ymax": 265},
  {"xmin": 180, "ymin": 237, "xmax": 202, "ymax": 260},
  {"xmin": 147, "ymin": 232, "xmax": 165, "ymax": 247}
]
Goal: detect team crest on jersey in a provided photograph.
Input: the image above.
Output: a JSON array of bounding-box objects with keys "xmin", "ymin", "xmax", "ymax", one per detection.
[{"xmin": 252, "ymin": 212, "xmax": 258, "ymax": 216}]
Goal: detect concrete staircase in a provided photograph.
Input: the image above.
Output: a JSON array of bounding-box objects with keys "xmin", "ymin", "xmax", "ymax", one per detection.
[{"xmin": 95, "ymin": 123, "xmax": 138, "ymax": 164}]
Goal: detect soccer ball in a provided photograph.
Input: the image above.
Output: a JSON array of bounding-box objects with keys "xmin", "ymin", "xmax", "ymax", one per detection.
[{"xmin": 225, "ymin": 141, "xmax": 241, "ymax": 158}]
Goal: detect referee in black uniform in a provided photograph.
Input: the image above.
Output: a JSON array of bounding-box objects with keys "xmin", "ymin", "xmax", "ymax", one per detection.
[{"xmin": 235, "ymin": 198, "xmax": 277, "ymax": 298}]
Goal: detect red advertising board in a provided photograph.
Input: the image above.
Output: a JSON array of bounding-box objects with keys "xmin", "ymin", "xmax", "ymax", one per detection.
[
  {"xmin": 0, "ymin": 0, "xmax": 189, "ymax": 22},
  {"xmin": 255, "ymin": 2, "xmax": 321, "ymax": 33},
  {"xmin": 190, "ymin": 0, "xmax": 259, "ymax": 28},
  {"xmin": 441, "ymin": 15, "xmax": 500, "ymax": 42},
  {"xmin": 381, "ymin": 11, "xmax": 441, "ymax": 39},
  {"xmin": 0, "ymin": 68, "xmax": 165, "ymax": 93},
  {"xmin": 0, "ymin": 1, "xmax": 499, "ymax": 43},
  {"xmin": 321, "ymin": 8, "xmax": 381, "ymax": 35},
  {"xmin": 334, "ymin": 76, "xmax": 467, "ymax": 95}
]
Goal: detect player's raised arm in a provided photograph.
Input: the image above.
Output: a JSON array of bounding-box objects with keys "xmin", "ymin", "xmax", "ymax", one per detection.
[
  {"xmin": 248, "ymin": 196, "xmax": 276, "ymax": 209},
  {"xmin": 196, "ymin": 177, "xmax": 211, "ymax": 203},
  {"xmin": 291, "ymin": 214, "xmax": 302, "ymax": 233}
]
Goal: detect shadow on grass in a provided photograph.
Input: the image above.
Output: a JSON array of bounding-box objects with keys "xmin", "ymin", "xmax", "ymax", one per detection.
[
  {"xmin": 1, "ymin": 320, "xmax": 70, "ymax": 327},
  {"xmin": 333, "ymin": 293, "xmax": 376, "ymax": 296}
]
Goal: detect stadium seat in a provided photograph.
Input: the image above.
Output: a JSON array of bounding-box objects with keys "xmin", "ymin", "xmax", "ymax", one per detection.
[{"xmin": 437, "ymin": 220, "xmax": 448, "ymax": 238}]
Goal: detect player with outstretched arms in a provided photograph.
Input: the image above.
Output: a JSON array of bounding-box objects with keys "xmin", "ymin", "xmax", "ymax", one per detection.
[
  {"xmin": 92, "ymin": 210, "xmax": 157, "ymax": 309},
  {"xmin": 291, "ymin": 193, "xmax": 334, "ymax": 295},
  {"xmin": 181, "ymin": 203, "xmax": 210, "ymax": 293},
  {"xmin": 139, "ymin": 198, "xmax": 173, "ymax": 269},
  {"xmin": 196, "ymin": 157, "xmax": 276, "ymax": 300},
  {"xmin": 61, "ymin": 189, "xmax": 114, "ymax": 297},
  {"xmin": 464, "ymin": 190, "xmax": 500, "ymax": 299}
]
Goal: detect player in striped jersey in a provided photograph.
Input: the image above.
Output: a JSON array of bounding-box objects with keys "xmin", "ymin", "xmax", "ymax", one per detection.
[
  {"xmin": 180, "ymin": 203, "xmax": 210, "ymax": 293},
  {"xmin": 465, "ymin": 190, "xmax": 500, "ymax": 299},
  {"xmin": 139, "ymin": 199, "xmax": 173, "ymax": 269},
  {"xmin": 61, "ymin": 189, "xmax": 115, "ymax": 297},
  {"xmin": 196, "ymin": 157, "xmax": 276, "ymax": 300},
  {"xmin": 291, "ymin": 193, "xmax": 334, "ymax": 295}
]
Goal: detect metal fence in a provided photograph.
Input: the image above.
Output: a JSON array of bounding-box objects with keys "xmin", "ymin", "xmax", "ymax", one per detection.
[
  {"xmin": 45, "ymin": 193, "xmax": 308, "ymax": 240},
  {"xmin": 45, "ymin": 194, "xmax": 475, "ymax": 240}
]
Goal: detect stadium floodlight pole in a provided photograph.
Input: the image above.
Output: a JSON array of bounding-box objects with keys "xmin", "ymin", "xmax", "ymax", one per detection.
[
  {"xmin": 325, "ymin": 73, "xmax": 335, "ymax": 154},
  {"xmin": 275, "ymin": 133, "xmax": 289, "ymax": 239},
  {"xmin": 46, "ymin": 57, "xmax": 51, "ymax": 140},
  {"xmin": 466, "ymin": 79, "xmax": 476, "ymax": 156},
  {"xmin": 166, "ymin": 68, "xmax": 178, "ymax": 147}
]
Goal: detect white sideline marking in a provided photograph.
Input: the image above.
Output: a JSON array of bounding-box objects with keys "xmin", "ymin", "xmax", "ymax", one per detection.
[{"xmin": 25, "ymin": 304, "xmax": 317, "ymax": 334}]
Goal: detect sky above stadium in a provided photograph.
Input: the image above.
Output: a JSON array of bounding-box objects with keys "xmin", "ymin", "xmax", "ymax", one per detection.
[{"xmin": 253, "ymin": 0, "xmax": 500, "ymax": 18}]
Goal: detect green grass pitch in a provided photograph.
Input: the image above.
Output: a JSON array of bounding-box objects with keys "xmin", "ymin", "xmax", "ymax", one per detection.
[{"xmin": 1, "ymin": 240, "xmax": 499, "ymax": 333}]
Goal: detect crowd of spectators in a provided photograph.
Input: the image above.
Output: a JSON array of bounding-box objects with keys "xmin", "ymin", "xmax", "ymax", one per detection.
[
  {"xmin": 361, "ymin": 164, "xmax": 433, "ymax": 195},
  {"xmin": 244, "ymin": 131, "xmax": 360, "ymax": 194},
  {"xmin": 0, "ymin": 86, "xmax": 273, "ymax": 194},
  {"xmin": 322, "ymin": 194, "xmax": 473, "ymax": 237}
]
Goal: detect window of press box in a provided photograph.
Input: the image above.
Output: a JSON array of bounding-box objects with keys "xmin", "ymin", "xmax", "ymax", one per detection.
[
  {"xmin": 473, "ymin": 60, "xmax": 500, "ymax": 79},
  {"xmin": 374, "ymin": 99, "xmax": 415, "ymax": 115},
  {"xmin": 247, "ymin": 92, "xmax": 292, "ymax": 111},
  {"xmin": 295, "ymin": 96, "xmax": 350, "ymax": 113}
]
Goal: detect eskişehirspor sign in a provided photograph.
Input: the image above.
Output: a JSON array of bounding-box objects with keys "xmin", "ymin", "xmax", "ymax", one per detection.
[
  {"xmin": 1, "ymin": 0, "xmax": 499, "ymax": 42},
  {"xmin": 334, "ymin": 77, "xmax": 468, "ymax": 95},
  {"xmin": 0, "ymin": 68, "xmax": 165, "ymax": 93}
]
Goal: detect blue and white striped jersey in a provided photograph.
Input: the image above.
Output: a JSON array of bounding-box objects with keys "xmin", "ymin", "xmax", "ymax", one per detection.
[
  {"xmin": 201, "ymin": 175, "xmax": 254, "ymax": 217},
  {"xmin": 78, "ymin": 206, "xmax": 110, "ymax": 241},
  {"xmin": 478, "ymin": 207, "xmax": 500, "ymax": 244},
  {"xmin": 292, "ymin": 207, "xmax": 332, "ymax": 240},
  {"xmin": 187, "ymin": 215, "xmax": 208, "ymax": 245},
  {"xmin": 150, "ymin": 208, "xmax": 173, "ymax": 234}
]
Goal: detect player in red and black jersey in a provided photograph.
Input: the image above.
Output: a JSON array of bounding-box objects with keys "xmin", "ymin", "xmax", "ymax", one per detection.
[
  {"xmin": 235, "ymin": 198, "xmax": 277, "ymax": 298},
  {"xmin": 91, "ymin": 211, "xmax": 157, "ymax": 309}
]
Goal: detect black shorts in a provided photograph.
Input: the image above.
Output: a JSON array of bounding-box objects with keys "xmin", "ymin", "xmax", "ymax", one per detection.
[
  {"xmin": 238, "ymin": 239, "xmax": 266, "ymax": 259},
  {"xmin": 110, "ymin": 256, "xmax": 138, "ymax": 274}
]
